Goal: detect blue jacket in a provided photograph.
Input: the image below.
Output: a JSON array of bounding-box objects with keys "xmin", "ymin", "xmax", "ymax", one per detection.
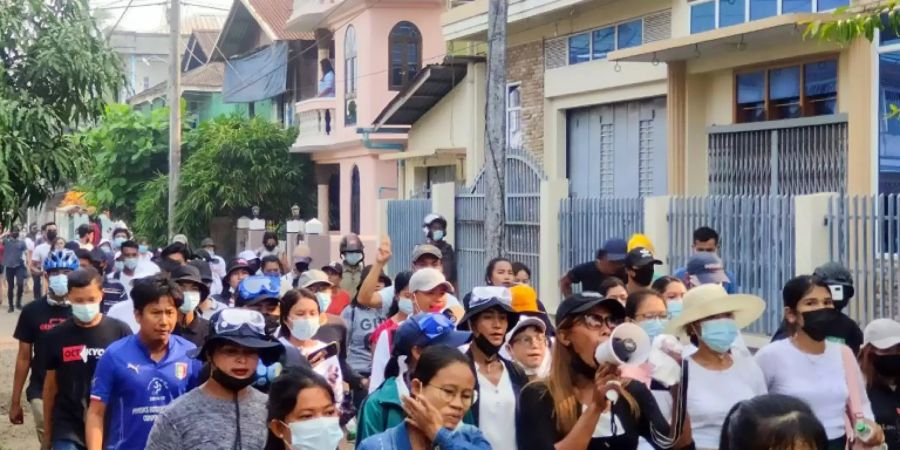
[{"xmin": 357, "ymin": 422, "xmax": 491, "ymax": 450}]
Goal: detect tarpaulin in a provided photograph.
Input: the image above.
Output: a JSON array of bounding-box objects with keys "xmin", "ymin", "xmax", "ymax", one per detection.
[{"xmin": 223, "ymin": 42, "xmax": 288, "ymax": 103}]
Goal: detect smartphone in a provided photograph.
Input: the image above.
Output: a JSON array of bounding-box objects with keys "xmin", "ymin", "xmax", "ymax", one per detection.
[
  {"xmin": 829, "ymin": 284, "xmax": 845, "ymax": 302},
  {"xmin": 308, "ymin": 342, "xmax": 339, "ymax": 362}
]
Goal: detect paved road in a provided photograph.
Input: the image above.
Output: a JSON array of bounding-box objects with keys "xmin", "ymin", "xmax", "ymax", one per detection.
[{"xmin": 0, "ymin": 292, "xmax": 41, "ymax": 450}]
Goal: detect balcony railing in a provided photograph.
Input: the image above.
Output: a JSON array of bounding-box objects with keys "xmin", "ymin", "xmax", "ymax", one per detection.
[{"xmin": 295, "ymin": 97, "xmax": 336, "ymax": 141}]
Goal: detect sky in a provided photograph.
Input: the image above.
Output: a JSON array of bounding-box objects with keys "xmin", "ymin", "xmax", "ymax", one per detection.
[{"xmin": 90, "ymin": 0, "xmax": 232, "ymax": 33}]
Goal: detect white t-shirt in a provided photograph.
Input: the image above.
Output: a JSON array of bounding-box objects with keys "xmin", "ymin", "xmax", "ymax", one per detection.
[
  {"xmin": 755, "ymin": 339, "xmax": 874, "ymax": 439},
  {"xmin": 369, "ymin": 329, "xmax": 393, "ymax": 394},
  {"xmin": 107, "ymin": 300, "xmax": 139, "ymax": 333},
  {"xmin": 31, "ymin": 242, "xmax": 52, "ymax": 269},
  {"xmin": 376, "ymin": 285, "xmax": 460, "ymax": 316},
  {"xmin": 477, "ymin": 368, "xmax": 518, "ymax": 450},
  {"xmin": 687, "ymin": 354, "xmax": 768, "ymax": 448}
]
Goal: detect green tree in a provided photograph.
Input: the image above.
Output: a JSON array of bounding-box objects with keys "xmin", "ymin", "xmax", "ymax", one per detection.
[{"xmin": 0, "ymin": 0, "xmax": 123, "ymax": 223}]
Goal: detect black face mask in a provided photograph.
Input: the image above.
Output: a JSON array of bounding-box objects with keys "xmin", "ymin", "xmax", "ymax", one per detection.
[
  {"xmin": 264, "ymin": 242, "xmax": 276, "ymax": 251},
  {"xmin": 47, "ymin": 231, "xmax": 57, "ymax": 241},
  {"xmin": 873, "ymin": 354, "xmax": 900, "ymax": 378},
  {"xmin": 570, "ymin": 348, "xmax": 598, "ymax": 379},
  {"xmin": 801, "ymin": 309, "xmax": 838, "ymax": 342},
  {"xmin": 211, "ymin": 365, "xmax": 256, "ymax": 392},
  {"xmin": 632, "ymin": 266, "xmax": 654, "ymax": 287},
  {"xmin": 264, "ymin": 315, "xmax": 280, "ymax": 337},
  {"xmin": 474, "ymin": 334, "xmax": 502, "ymax": 359},
  {"xmin": 294, "ymin": 262, "xmax": 309, "ymax": 274}
]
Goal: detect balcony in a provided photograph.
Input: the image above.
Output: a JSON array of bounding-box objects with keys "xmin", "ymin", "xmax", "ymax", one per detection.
[
  {"xmin": 293, "ymin": 97, "xmax": 337, "ymax": 151},
  {"xmin": 442, "ymin": 0, "xmax": 598, "ymax": 41},
  {"xmin": 287, "ymin": 0, "xmax": 344, "ymax": 33}
]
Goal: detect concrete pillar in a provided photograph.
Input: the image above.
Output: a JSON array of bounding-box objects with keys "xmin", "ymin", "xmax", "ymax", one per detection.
[
  {"xmin": 247, "ymin": 216, "xmax": 266, "ymax": 253},
  {"xmin": 285, "ymin": 219, "xmax": 304, "ymax": 264},
  {"xmin": 431, "ymin": 182, "xmax": 457, "ymax": 247},
  {"xmin": 844, "ymin": 39, "xmax": 875, "ymax": 195},
  {"xmin": 643, "ymin": 196, "xmax": 671, "ymax": 274},
  {"xmin": 317, "ymin": 184, "xmax": 330, "ymax": 233},
  {"xmin": 538, "ymin": 178, "xmax": 569, "ymax": 314},
  {"xmin": 235, "ymin": 216, "xmax": 250, "ymax": 253},
  {"xmin": 794, "ymin": 193, "xmax": 836, "ymax": 276},
  {"xmin": 667, "ymin": 62, "xmax": 687, "ymax": 195}
]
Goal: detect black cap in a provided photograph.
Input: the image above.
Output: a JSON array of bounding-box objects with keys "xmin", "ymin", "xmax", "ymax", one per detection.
[
  {"xmin": 188, "ymin": 259, "xmax": 214, "ymax": 284},
  {"xmin": 625, "ymin": 247, "xmax": 662, "ymax": 269},
  {"xmin": 172, "ymin": 265, "xmax": 210, "ymax": 301},
  {"xmin": 555, "ymin": 292, "xmax": 626, "ymax": 327},
  {"xmin": 226, "ymin": 258, "xmax": 252, "ymax": 278}
]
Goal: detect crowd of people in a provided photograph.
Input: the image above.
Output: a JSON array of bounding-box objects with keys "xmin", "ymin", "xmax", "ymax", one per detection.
[{"xmin": 3, "ymin": 216, "xmax": 899, "ymax": 450}]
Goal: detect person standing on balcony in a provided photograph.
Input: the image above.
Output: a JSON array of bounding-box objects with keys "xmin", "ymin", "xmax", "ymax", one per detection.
[
  {"xmin": 672, "ymin": 226, "xmax": 739, "ymax": 294},
  {"xmin": 423, "ymin": 214, "xmax": 456, "ymax": 290},
  {"xmin": 559, "ymin": 238, "xmax": 628, "ymax": 297},
  {"xmin": 318, "ymin": 58, "xmax": 335, "ymax": 135}
]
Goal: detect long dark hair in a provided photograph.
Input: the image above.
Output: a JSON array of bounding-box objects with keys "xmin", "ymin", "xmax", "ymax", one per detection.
[
  {"xmin": 651, "ymin": 275, "xmax": 683, "ymax": 294},
  {"xmin": 624, "ymin": 288, "xmax": 664, "ymax": 319},
  {"xmin": 484, "ymin": 257, "xmax": 512, "ymax": 285},
  {"xmin": 264, "ymin": 367, "xmax": 336, "ymax": 450},
  {"xmin": 411, "ymin": 345, "xmax": 473, "ymax": 385},
  {"xmin": 279, "ymin": 288, "xmax": 318, "ymax": 338},
  {"xmin": 719, "ymin": 394, "xmax": 827, "ymax": 450},
  {"xmin": 781, "ymin": 275, "xmax": 830, "ymax": 334},
  {"xmin": 387, "ymin": 271, "xmax": 414, "ymax": 317}
]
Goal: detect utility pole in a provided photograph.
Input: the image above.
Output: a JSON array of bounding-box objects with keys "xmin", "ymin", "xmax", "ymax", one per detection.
[
  {"xmin": 167, "ymin": 0, "xmax": 181, "ymax": 240},
  {"xmin": 484, "ymin": 0, "xmax": 507, "ymax": 258}
]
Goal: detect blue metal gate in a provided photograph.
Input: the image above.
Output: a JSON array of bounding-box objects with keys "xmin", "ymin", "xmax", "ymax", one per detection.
[{"xmin": 386, "ymin": 199, "xmax": 432, "ymax": 275}]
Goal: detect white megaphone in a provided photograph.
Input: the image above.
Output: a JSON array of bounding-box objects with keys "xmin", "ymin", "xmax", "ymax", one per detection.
[{"xmin": 593, "ymin": 322, "xmax": 651, "ymax": 403}]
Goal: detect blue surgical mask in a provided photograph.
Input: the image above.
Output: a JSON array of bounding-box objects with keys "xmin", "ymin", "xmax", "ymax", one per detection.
[
  {"xmin": 700, "ymin": 318, "xmax": 739, "ymax": 353},
  {"xmin": 398, "ymin": 297, "xmax": 415, "ymax": 315},
  {"xmin": 316, "ymin": 292, "xmax": 332, "ymax": 312},
  {"xmin": 100, "ymin": 246, "xmax": 111, "ymax": 254},
  {"xmin": 284, "ymin": 416, "xmax": 343, "ymax": 450},
  {"xmin": 72, "ymin": 303, "xmax": 100, "ymax": 323},
  {"xmin": 114, "ymin": 260, "xmax": 124, "ymax": 272},
  {"xmin": 667, "ymin": 300, "xmax": 683, "ymax": 320},
  {"xmin": 180, "ymin": 291, "xmax": 201, "ymax": 314},
  {"xmin": 343, "ymin": 252, "xmax": 363, "ymax": 266},
  {"xmin": 123, "ymin": 258, "xmax": 139, "ymax": 271},
  {"xmin": 290, "ymin": 317, "xmax": 321, "ymax": 341},
  {"xmin": 638, "ymin": 318, "xmax": 666, "ymax": 341},
  {"xmin": 49, "ymin": 274, "xmax": 69, "ymax": 297},
  {"xmin": 432, "ymin": 230, "xmax": 445, "ymax": 241},
  {"xmin": 138, "ymin": 244, "xmax": 149, "ymax": 253},
  {"xmin": 113, "ymin": 237, "xmax": 126, "ymax": 249}
]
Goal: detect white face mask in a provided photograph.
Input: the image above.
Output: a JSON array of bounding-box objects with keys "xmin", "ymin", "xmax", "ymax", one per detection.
[
  {"xmin": 283, "ymin": 416, "xmax": 343, "ymax": 450},
  {"xmin": 180, "ymin": 291, "xmax": 201, "ymax": 314},
  {"xmin": 290, "ymin": 317, "xmax": 321, "ymax": 341}
]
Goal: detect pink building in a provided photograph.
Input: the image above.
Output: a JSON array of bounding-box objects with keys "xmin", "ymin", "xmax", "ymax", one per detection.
[{"xmin": 286, "ymin": 0, "xmax": 445, "ymax": 256}]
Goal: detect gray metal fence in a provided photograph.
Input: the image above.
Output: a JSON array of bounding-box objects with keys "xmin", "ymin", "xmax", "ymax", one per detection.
[
  {"xmin": 455, "ymin": 148, "xmax": 545, "ymax": 296},
  {"xmin": 386, "ymin": 199, "xmax": 432, "ymax": 275},
  {"xmin": 559, "ymin": 197, "xmax": 645, "ymax": 281},
  {"xmin": 668, "ymin": 195, "xmax": 795, "ymax": 334},
  {"xmin": 708, "ymin": 114, "xmax": 847, "ymax": 196},
  {"xmin": 827, "ymin": 195, "xmax": 900, "ymax": 325}
]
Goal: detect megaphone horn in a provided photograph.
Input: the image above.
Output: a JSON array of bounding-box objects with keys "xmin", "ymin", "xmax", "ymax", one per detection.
[{"xmin": 594, "ymin": 322, "xmax": 652, "ymax": 366}]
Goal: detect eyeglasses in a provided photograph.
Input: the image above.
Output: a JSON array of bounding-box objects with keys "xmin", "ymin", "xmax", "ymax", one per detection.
[
  {"xmin": 238, "ymin": 275, "xmax": 281, "ymax": 301},
  {"xmin": 214, "ymin": 308, "xmax": 267, "ymax": 336},
  {"xmin": 426, "ymin": 384, "xmax": 478, "ymax": 407},
  {"xmin": 634, "ymin": 313, "xmax": 669, "ymax": 321},
  {"xmin": 579, "ymin": 313, "xmax": 622, "ymax": 330},
  {"xmin": 512, "ymin": 335, "xmax": 547, "ymax": 346}
]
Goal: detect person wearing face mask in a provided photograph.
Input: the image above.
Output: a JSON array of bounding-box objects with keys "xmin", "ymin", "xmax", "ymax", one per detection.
[
  {"xmin": 342, "ymin": 265, "xmax": 389, "ymax": 407},
  {"xmin": 663, "ymin": 284, "xmax": 766, "ymax": 450},
  {"xmin": 322, "ymin": 262, "xmax": 352, "ymax": 315},
  {"xmin": 358, "ymin": 345, "xmax": 491, "ymax": 450},
  {"xmin": 423, "ymin": 214, "xmax": 457, "ymax": 290},
  {"xmin": 284, "ymin": 244, "xmax": 312, "ymax": 291},
  {"xmin": 30, "ymin": 222, "xmax": 59, "ymax": 299},
  {"xmin": 85, "ymin": 275, "xmax": 202, "ymax": 450},
  {"xmin": 265, "ymin": 367, "xmax": 344, "ymax": 450},
  {"xmin": 296, "ymin": 270, "xmax": 350, "ymax": 353},
  {"xmin": 41, "ymin": 268, "xmax": 132, "ymax": 450},
  {"xmin": 146, "ymin": 308, "xmax": 284, "ymax": 450},
  {"xmin": 340, "ymin": 234, "xmax": 366, "ymax": 298},
  {"xmin": 170, "ymin": 265, "xmax": 211, "ymax": 347},
  {"xmin": 9, "ymin": 250, "xmax": 76, "ymax": 444},
  {"xmin": 501, "ymin": 314, "xmax": 551, "ymax": 379},
  {"xmin": 624, "ymin": 247, "xmax": 662, "ymax": 293},
  {"xmin": 278, "ymin": 288, "xmax": 347, "ymax": 403},
  {"xmin": 110, "ymin": 228, "xmax": 130, "ymax": 250},
  {"xmin": 199, "ymin": 237, "xmax": 226, "ymax": 296},
  {"xmin": 517, "ymin": 292, "xmax": 690, "ymax": 450},
  {"xmin": 756, "ymin": 275, "xmax": 885, "ymax": 450},
  {"xmin": 858, "ymin": 319, "xmax": 900, "ymax": 450},
  {"xmin": 257, "ymin": 231, "xmax": 283, "ymax": 260},
  {"xmin": 651, "ymin": 276, "xmax": 687, "ymax": 321},
  {"xmin": 3, "ymin": 225, "xmax": 29, "ymax": 312},
  {"xmin": 456, "ymin": 286, "xmax": 527, "ymax": 450},
  {"xmin": 107, "ymin": 240, "xmax": 160, "ymax": 302},
  {"xmin": 368, "ymin": 271, "xmax": 414, "ymax": 395},
  {"xmin": 211, "ymin": 257, "xmax": 253, "ymax": 309},
  {"xmin": 356, "ymin": 313, "xmax": 473, "ymax": 445},
  {"xmin": 75, "ymin": 248, "xmax": 128, "ymax": 316}
]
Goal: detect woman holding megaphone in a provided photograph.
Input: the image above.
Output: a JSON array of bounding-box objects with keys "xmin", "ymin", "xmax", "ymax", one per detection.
[{"xmin": 517, "ymin": 292, "xmax": 692, "ymax": 450}]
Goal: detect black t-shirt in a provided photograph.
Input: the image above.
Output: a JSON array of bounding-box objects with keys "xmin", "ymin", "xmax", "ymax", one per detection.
[
  {"xmin": 12, "ymin": 297, "xmax": 72, "ymax": 401},
  {"xmin": 517, "ymin": 380, "xmax": 683, "ymax": 450},
  {"xmin": 174, "ymin": 315, "xmax": 209, "ymax": 348},
  {"xmin": 43, "ymin": 315, "xmax": 132, "ymax": 446},
  {"xmin": 770, "ymin": 312, "xmax": 864, "ymax": 354},
  {"xmin": 868, "ymin": 382, "xmax": 900, "ymax": 450},
  {"xmin": 567, "ymin": 262, "xmax": 626, "ymax": 293}
]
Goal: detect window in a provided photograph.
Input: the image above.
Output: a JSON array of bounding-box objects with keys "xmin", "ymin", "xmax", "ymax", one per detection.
[
  {"xmin": 734, "ymin": 58, "xmax": 838, "ymax": 123},
  {"xmin": 388, "ymin": 22, "xmax": 421, "ymax": 90},
  {"xmin": 693, "ymin": 0, "xmax": 847, "ymax": 33},
  {"xmin": 344, "ymin": 25, "xmax": 357, "ymax": 125},
  {"xmin": 567, "ymin": 18, "xmax": 644, "ymax": 64},
  {"xmin": 507, "ymin": 84, "xmax": 522, "ymax": 149}
]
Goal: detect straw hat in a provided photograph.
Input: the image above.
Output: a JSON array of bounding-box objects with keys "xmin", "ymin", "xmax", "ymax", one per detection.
[{"xmin": 664, "ymin": 284, "xmax": 765, "ymax": 335}]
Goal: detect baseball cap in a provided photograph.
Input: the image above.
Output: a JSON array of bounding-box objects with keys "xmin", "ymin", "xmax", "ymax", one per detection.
[
  {"xmin": 686, "ymin": 253, "xmax": 729, "ymax": 284},
  {"xmin": 172, "ymin": 234, "xmax": 189, "ymax": 245},
  {"xmin": 296, "ymin": 270, "xmax": 333, "ymax": 289},
  {"xmin": 236, "ymin": 275, "xmax": 281, "ymax": 307},
  {"xmin": 555, "ymin": 291, "xmax": 626, "ymax": 327},
  {"xmin": 189, "ymin": 308, "xmax": 283, "ymax": 365},
  {"xmin": 625, "ymin": 247, "xmax": 662, "ymax": 269},
  {"xmin": 226, "ymin": 258, "xmax": 252, "ymax": 278},
  {"xmin": 409, "ymin": 268, "xmax": 453, "ymax": 293},
  {"xmin": 509, "ymin": 284, "xmax": 539, "ymax": 313},
  {"xmin": 600, "ymin": 238, "xmax": 628, "ymax": 262},
  {"xmin": 412, "ymin": 244, "xmax": 443, "ymax": 263},
  {"xmin": 864, "ymin": 319, "xmax": 900, "ymax": 350},
  {"xmin": 321, "ymin": 261, "xmax": 343, "ymax": 275},
  {"xmin": 458, "ymin": 286, "xmax": 519, "ymax": 331},
  {"xmin": 507, "ymin": 314, "xmax": 548, "ymax": 341},
  {"xmin": 392, "ymin": 313, "xmax": 472, "ymax": 357}
]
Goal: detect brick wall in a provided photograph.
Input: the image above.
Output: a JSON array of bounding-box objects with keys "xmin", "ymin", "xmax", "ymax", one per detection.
[{"xmin": 506, "ymin": 40, "xmax": 544, "ymax": 165}]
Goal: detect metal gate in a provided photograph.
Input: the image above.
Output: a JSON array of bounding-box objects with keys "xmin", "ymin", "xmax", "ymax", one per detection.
[
  {"xmin": 386, "ymin": 199, "xmax": 432, "ymax": 275},
  {"xmin": 455, "ymin": 148, "xmax": 545, "ymax": 296}
]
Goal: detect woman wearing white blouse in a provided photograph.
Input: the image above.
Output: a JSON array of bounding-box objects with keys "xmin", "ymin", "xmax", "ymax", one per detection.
[{"xmin": 755, "ymin": 275, "xmax": 885, "ymax": 450}]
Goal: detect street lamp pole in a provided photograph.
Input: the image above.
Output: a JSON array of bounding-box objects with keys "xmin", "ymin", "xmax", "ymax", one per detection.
[{"xmin": 167, "ymin": 0, "xmax": 181, "ymax": 240}]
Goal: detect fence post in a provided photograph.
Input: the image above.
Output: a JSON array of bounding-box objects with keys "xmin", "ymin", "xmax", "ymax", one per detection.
[
  {"xmin": 794, "ymin": 193, "xmax": 836, "ymax": 275},
  {"xmin": 644, "ymin": 196, "xmax": 671, "ymax": 274},
  {"xmin": 235, "ymin": 216, "xmax": 250, "ymax": 253},
  {"xmin": 431, "ymin": 182, "xmax": 457, "ymax": 247},
  {"xmin": 539, "ymin": 179, "xmax": 569, "ymax": 315}
]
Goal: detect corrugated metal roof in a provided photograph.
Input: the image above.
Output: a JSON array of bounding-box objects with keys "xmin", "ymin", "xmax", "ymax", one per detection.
[
  {"xmin": 194, "ymin": 30, "xmax": 221, "ymax": 58},
  {"xmin": 245, "ymin": 0, "xmax": 315, "ymax": 41},
  {"xmin": 182, "ymin": 15, "xmax": 227, "ymax": 34},
  {"xmin": 128, "ymin": 62, "xmax": 225, "ymax": 105}
]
